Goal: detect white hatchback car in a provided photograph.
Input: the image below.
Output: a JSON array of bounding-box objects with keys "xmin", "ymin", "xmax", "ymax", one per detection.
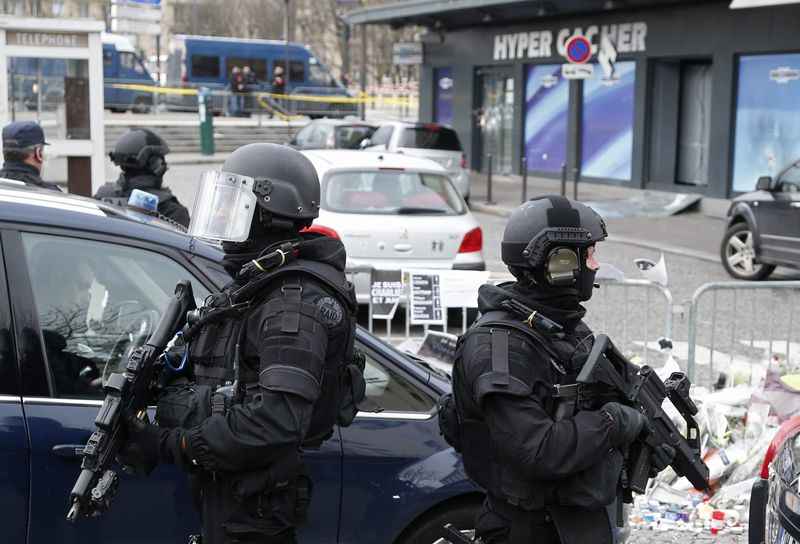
[
  {"xmin": 361, "ymin": 121, "xmax": 471, "ymax": 201},
  {"xmin": 301, "ymin": 150, "xmax": 485, "ymax": 303}
]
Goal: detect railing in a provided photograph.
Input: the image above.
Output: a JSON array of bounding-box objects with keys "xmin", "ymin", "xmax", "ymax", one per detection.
[{"xmin": 686, "ymin": 281, "xmax": 800, "ymax": 389}]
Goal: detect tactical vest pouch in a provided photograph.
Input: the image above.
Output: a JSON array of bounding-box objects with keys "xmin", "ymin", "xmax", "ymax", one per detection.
[
  {"xmin": 336, "ymin": 348, "xmax": 381, "ymax": 427},
  {"xmin": 460, "ymin": 418, "xmax": 492, "ymax": 492},
  {"xmin": 436, "ymin": 393, "xmax": 462, "ymax": 452},
  {"xmin": 554, "ymin": 449, "xmax": 623, "ymax": 508},
  {"xmin": 156, "ymin": 380, "xmax": 212, "ymax": 429}
]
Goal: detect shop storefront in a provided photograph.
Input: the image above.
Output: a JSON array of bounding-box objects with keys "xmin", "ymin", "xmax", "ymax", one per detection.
[
  {"xmin": 0, "ymin": 17, "xmax": 106, "ymax": 195},
  {"xmin": 347, "ymin": 0, "xmax": 800, "ymax": 198}
]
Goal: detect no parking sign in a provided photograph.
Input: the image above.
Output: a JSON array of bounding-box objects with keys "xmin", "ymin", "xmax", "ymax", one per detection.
[{"xmin": 562, "ymin": 35, "xmax": 594, "ymax": 79}]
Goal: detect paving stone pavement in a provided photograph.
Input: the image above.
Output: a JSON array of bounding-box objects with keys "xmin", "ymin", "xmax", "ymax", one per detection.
[{"xmin": 628, "ymin": 526, "xmax": 747, "ymax": 543}]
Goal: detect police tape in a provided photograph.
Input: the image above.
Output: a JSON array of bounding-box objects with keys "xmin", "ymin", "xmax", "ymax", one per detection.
[{"xmin": 104, "ymin": 83, "xmax": 419, "ymax": 106}]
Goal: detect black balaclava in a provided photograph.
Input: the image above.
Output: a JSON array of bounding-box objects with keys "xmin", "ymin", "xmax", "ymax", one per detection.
[{"xmin": 220, "ymin": 210, "xmax": 298, "ymax": 277}]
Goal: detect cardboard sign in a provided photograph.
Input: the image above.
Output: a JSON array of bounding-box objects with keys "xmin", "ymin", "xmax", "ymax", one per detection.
[{"xmin": 370, "ymin": 269, "xmax": 403, "ymax": 319}]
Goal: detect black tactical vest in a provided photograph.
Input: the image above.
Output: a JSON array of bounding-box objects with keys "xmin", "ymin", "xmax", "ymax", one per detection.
[
  {"xmin": 188, "ymin": 257, "xmax": 359, "ymax": 447},
  {"xmin": 450, "ymin": 310, "xmax": 596, "ymax": 507}
]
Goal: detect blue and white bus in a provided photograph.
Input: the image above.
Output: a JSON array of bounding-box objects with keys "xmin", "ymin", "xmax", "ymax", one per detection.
[{"xmin": 164, "ymin": 34, "xmax": 356, "ymax": 118}]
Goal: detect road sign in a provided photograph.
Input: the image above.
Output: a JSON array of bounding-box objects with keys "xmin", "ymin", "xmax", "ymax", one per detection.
[
  {"xmin": 562, "ymin": 63, "xmax": 594, "ymax": 80},
  {"xmin": 111, "ymin": 3, "xmax": 162, "ymax": 22},
  {"xmin": 392, "ymin": 42, "xmax": 424, "ymax": 65},
  {"xmin": 565, "ymin": 35, "xmax": 592, "ymax": 64},
  {"xmin": 111, "ymin": 19, "xmax": 161, "ymax": 35}
]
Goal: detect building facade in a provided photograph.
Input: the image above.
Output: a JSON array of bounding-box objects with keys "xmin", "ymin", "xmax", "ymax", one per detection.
[{"xmin": 348, "ymin": 0, "xmax": 800, "ymax": 198}]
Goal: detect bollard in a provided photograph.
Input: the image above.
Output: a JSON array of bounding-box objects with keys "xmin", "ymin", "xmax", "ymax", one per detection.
[
  {"xmin": 560, "ymin": 163, "xmax": 567, "ymax": 197},
  {"xmin": 573, "ymin": 167, "xmax": 579, "ymax": 200},
  {"xmin": 521, "ymin": 156, "xmax": 528, "ymax": 203},
  {"xmin": 485, "ymin": 153, "xmax": 495, "ymax": 205},
  {"xmin": 198, "ymin": 88, "xmax": 215, "ymax": 155}
]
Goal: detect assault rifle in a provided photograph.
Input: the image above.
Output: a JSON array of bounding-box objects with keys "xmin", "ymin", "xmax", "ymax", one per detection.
[
  {"xmin": 66, "ymin": 280, "xmax": 196, "ymax": 522},
  {"xmin": 575, "ymin": 334, "xmax": 709, "ymax": 508}
]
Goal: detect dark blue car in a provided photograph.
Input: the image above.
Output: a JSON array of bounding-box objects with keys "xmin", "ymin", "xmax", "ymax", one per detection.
[{"xmin": 0, "ymin": 181, "xmax": 479, "ymax": 544}]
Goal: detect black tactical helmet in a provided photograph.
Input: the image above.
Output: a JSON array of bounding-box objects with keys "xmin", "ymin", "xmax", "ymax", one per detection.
[
  {"xmin": 501, "ymin": 195, "xmax": 607, "ymax": 299},
  {"xmin": 109, "ymin": 128, "xmax": 170, "ymax": 177},
  {"xmin": 221, "ymin": 143, "xmax": 320, "ymax": 230}
]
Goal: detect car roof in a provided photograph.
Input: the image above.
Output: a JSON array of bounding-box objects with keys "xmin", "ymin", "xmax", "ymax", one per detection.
[
  {"xmin": 306, "ymin": 119, "xmax": 376, "ymax": 127},
  {"xmin": 301, "ymin": 150, "xmax": 448, "ymax": 175},
  {"xmin": 376, "ymin": 120, "xmax": 455, "ymax": 130},
  {"xmin": 0, "ymin": 181, "xmax": 222, "ymax": 261}
]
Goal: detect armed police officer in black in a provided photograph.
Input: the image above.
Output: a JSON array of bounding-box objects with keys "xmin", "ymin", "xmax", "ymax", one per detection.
[
  {"xmin": 447, "ymin": 196, "xmax": 674, "ymax": 544},
  {"xmin": 94, "ymin": 128, "xmax": 190, "ymax": 227},
  {"xmin": 117, "ymin": 143, "xmax": 362, "ymax": 544}
]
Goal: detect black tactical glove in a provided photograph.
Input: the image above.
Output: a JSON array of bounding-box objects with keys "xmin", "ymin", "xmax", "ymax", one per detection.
[
  {"xmin": 648, "ymin": 444, "xmax": 675, "ymax": 477},
  {"xmin": 602, "ymin": 402, "xmax": 648, "ymax": 448},
  {"xmin": 117, "ymin": 411, "xmax": 185, "ymax": 476}
]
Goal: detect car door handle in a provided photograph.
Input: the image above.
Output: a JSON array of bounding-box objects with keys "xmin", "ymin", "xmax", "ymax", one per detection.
[
  {"xmin": 393, "ymin": 243, "xmax": 413, "ymax": 252},
  {"xmin": 52, "ymin": 444, "xmax": 86, "ymax": 458}
]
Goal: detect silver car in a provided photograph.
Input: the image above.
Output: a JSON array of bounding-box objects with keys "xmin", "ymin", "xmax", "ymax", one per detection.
[
  {"xmin": 361, "ymin": 121, "xmax": 471, "ymax": 201},
  {"xmin": 302, "ymin": 150, "xmax": 485, "ymax": 303}
]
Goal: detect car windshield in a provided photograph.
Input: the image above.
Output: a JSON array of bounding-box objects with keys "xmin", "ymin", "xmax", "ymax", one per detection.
[
  {"xmin": 399, "ymin": 126, "xmax": 462, "ymax": 151},
  {"xmin": 334, "ymin": 125, "xmax": 375, "ymax": 149},
  {"xmin": 323, "ymin": 170, "xmax": 465, "ymax": 215}
]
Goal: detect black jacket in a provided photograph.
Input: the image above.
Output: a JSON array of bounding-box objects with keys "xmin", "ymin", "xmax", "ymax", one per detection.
[
  {"xmin": 452, "ymin": 283, "xmax": 620, "ymax": 542},
  {"xmin": 93, "ymin": 172, "xmax": 190, "ymax": 227},
  {"xmin": 0, "ymin": 160, "xmax": 62, "ymax": 191}
]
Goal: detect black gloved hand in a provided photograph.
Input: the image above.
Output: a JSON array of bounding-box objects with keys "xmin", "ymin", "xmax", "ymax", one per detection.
[
  {"xmin": 648, "ymin": 444, "xmax": 676, "ymax": 477},
  {"xmin": 117, "ymin": 412, "xmax": 184, "ymax": 476},
  {"xmin": 601, "ymin": 402, "xmax": 648, "ymax": 448}
]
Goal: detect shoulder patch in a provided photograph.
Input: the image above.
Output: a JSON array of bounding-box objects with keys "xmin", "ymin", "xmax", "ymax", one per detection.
[{"xmin": 316, "ymin": 296, "xmax": 343, "ymax": 326}]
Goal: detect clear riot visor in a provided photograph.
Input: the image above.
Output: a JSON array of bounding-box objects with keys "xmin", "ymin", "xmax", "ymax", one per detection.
[{"xmin": 188, "ymin": 170, "xmax": 258, "ymax": 242}]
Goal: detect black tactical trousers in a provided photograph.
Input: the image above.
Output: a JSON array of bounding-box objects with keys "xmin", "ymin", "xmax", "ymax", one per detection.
[{"xmin": 189, "ymin": 467, "xmax": 311, "ymax": 544}]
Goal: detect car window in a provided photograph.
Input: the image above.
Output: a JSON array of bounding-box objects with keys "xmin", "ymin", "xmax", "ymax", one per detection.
[
  {"xmin": 191, "ymin": 54, "xmax": 220, "ymax": 79},
  {"xmin": 308, "ymin": 124, "xmax": 331, "ymax": 147},
  {"xmin": 323, "ymin": 171, "xmax": 465, "ymax": 215},
  {"xmin": 103, "ymin": 48, "xmax": 113, "ymax": 67},
  {"xmin": 273, "ymin": 60, "xmax": 306, "ymax": 83},
  {"xmin": 399, "ymin": 126, "xmax": 463, "ymax": 151},
  {"xmin": 369, "ymin": 125, "xmax": 394, "ymax": 147},
  {"xmin": 778, "ymin": 165, "xmax": 800, "ymax": 193},
  {"xmin": 309, "ymin": 64, "xmax": 334, "ymax": 86},
  {"xmin": 362, "ymin": 350, "xmax": 435, "ymax": 412},
  {"xmin": 294, "ymin": 124, "xmax": 314, "ymax": 146},
  {"xmin": 119, "ymin": 52, "xmax": 147, "ymax": 75},
  {"xmin": 21, "ymin": 233, "xmax": 211, "ymax": 400},
  {"xmin": 335, "ymin": 125, "xmax": 376, "ymax": 149}
]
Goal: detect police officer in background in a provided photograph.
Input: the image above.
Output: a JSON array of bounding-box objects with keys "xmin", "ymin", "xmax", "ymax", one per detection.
[
  {"xmin": 0, "ymin": 120, "xmax": 61, "ymax": 191},
  {"xmin": 448, "ymin": 196, "xmax": 674, "ymax": 544},
  {"xmin": 94, "ymin": 128, "xmax": 190, "ymax": 227},
  {"xmin": 117, "ymin": 143, "xmax": 361, "ymax": 544}
]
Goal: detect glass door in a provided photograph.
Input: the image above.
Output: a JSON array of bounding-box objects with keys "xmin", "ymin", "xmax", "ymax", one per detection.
[{"xmin": 476, "ymin": 69, "xmax": 514, "ymax": 174}]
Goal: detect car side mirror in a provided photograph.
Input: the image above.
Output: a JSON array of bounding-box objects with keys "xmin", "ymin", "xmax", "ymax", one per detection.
[
  {"xmin": 756, "ymin": 176, "xmax": 773, "ymax": 191},
  {"xmin": 359, "ymin": 138, "xmax": 371, "ymax": 150}
]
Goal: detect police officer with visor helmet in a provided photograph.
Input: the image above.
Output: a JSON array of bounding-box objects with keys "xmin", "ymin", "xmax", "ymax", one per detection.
[{"xmin": 116, "ymin": 143, "xmax": 362, "ymax": 544}]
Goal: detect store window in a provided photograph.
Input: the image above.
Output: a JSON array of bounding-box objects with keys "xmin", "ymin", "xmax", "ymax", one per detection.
[
  {"xmin": 524, "ymin": 64, "xmax": 568, "ymax": 174},
  {"xmin": 580, "ymin": 60, "xmax": 636, "ymax": 181},
  {"xmin": 7, "ymin": 57, "xmax": 90, "ymax": 140},
  {"xmin": 434, "ymin": 67, "xmax": 453, "ymax": 127},
  {"xmin": 732, "ymin": 53, "xmax": 800, "ymax": 192}
]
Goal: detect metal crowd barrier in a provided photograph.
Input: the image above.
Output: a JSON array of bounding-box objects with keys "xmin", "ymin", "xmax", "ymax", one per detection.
[
  {"xmin": 686, "ymin": 281, "xmax": 800, "ymax": 388},
  {"xmin": 349, "ymin": 267, "xmax": 674, "ymax": 362}
]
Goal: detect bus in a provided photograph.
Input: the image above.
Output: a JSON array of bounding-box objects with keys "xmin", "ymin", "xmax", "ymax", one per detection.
[
  {"xmin": 7, "ymin": 33, "xmax": 156, "ymax": 114},
  {"xmin": 164, "ymin": 34, "xmax": 356, "ymax": 118}
]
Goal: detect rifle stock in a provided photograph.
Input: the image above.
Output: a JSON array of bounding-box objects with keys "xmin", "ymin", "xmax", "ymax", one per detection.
[
  {"xmin": 66, "ymin": 279, "xmax": 196, "ymax": 522},
  {"xmin": 576, "ymin": 334, "xmax": 709, "ymax": 500}
]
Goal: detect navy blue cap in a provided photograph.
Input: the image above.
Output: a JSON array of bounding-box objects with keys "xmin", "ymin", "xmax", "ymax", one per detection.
[{"xmin": 2, "ymin": 121, "xmax": 49, "ymax": 149}]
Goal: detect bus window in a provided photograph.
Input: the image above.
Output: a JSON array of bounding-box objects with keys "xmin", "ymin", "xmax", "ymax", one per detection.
[
  {"xmin": 309, "ymin": 64, "xmax": 334, "ymax": 86},
  {"xmin": 225, "ymin": 58, "xmax": 267, "ymax": 81},
  {"xmin": 191, "ymin": 55, "xmax": 220, "ymax": 79},
  {"xmin": 274, "ymin": 60, "xmax": 306, "ymax": 83},
  {"xmin": 103, "ymin": 48, "xmax": 113, "ymax": 67},
  {"xmin": 119, "ymin": 52, "xmax": 147, "ymax": 75}
]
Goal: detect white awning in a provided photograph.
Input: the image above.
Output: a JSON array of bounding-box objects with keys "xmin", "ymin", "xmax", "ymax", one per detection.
[{"xmin": 730, "ymin": 0, "xmax": 800, "ymax": 8}]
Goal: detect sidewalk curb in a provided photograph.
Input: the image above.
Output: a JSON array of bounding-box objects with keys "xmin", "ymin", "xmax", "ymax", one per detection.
[{"xmin": 469, "ymin": 202, "xmax": 720, "ymax": 264}]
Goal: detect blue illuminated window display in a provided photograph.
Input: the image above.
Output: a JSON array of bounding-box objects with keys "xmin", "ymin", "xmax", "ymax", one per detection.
[
  {"xmin": 581, "ymin": 60, "xmax": 636, "ymax": 181},
  {"xmin": 434, "ymin": 67, "xmax": 453, "ymax": 127},
  {"xmin": 732, "ymin": 53, "xmax": 800, "ymax": 192},
  {"xmin": 524, "ymin": 64, "xmax": 568, "ymax": 173}
]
